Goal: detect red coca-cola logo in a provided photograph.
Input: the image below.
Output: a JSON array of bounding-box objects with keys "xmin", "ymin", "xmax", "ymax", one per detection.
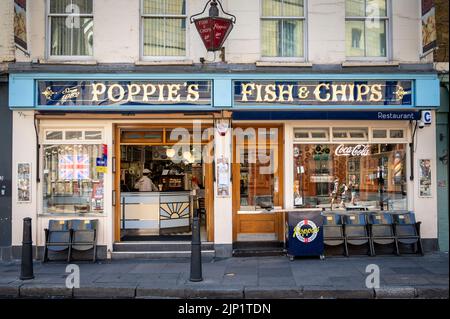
[{"xmin": 335, "ymin": 144, "xmax": 370, "ymax": 156}]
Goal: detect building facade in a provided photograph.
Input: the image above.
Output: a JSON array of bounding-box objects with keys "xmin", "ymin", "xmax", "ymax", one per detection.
[{"xmin": 5, "ymin": 0, "xmax": 442, "ymax": 259}]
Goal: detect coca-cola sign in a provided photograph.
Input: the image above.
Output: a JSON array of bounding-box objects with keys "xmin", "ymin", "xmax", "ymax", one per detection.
[
  {"xmin": 335, "ymin": 144, "xmax": 371, "ymax": 156},
  {"xmin": 194, "ymin": 17, "xmax": 233, "ymax": 51}
]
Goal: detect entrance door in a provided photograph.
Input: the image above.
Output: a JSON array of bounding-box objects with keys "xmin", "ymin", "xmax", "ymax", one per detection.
[
  {"xmin": 232, "ymin": 125, "xmax": 284, "ymax": 242},
  {"xmin": 114, "ymin": 124, "xmax": 214, "ymax": 242}
]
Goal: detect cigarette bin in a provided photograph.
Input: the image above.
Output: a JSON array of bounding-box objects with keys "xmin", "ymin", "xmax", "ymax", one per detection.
[{"xmin": 285, "ymin": 210, "xmax": 325, "ymax": 260}]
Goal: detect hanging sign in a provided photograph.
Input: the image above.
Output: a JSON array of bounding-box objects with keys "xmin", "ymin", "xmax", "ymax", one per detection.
[{"xmin": 234, "ymin": 80, "xmax": 412, "ymax": 106}]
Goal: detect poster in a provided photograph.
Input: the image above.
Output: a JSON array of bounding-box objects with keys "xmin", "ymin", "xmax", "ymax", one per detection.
[
  {"xmin": 216, "ymin": 156, "xmax": 230, "ymax": 197},
  {"xmin": 421, "ymin": 0, "xmax": 437, "ymax": 55},
  {"xmin": 14, "ymin": 0, "xmax": 27, "ymax": 51},
  {"xmin": 419, "ymin": 159, "xmax": 432, "ymax": 197},
  {"xmin": 17, "ymin": 162, "xmax": 31, "ymax": 202}
]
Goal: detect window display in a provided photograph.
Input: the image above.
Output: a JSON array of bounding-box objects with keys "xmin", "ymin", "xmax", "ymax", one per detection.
[
  {"xmin": 43, "ymin": 144, "xmax": 104, "ymax": 214},
  {"xmin": 293, "ymin": 143, "xmax": 407, "ymax": 211}
]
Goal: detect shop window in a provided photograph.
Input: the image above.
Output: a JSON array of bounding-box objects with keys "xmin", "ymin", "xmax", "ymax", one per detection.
[
  {"xmin": 46, "ymin": 130, "xmax": 64, "ymax": 140},
  {"xmin": 44, "ymin": 129, "xmax": 103, "ymax": 143},
  {"xmin": 65, "ymin": 131, "xmax": 83, "ymax": 140},
  {"xmin": 345, "ymin": 0, "xmax": 389, "ymax": 58},
  {"xmin": 48, "ymin": 0, "xmax": 94, "ymax": 57},
  {"xmin": 43, "ymin": 144, "xmax": 105, "ymax": 214},
  {"xmin": 261, "ymin": 0, "xmax": 306, "ymax": 59},
  {"xmin": 373, "ymin": 129, "xmax": 387, "ymax": 139},
  {"xmin": 85, "ymin": 131, "xmax": 103, "ymax": 140},
  {"xmin": 142, "ymin": 0, "xmax": 187, "ymax": 58},
  {"xmin": 372, "ymin": 128, "xmax": 405, "ymax": 140},
  {"xmin": 332, "ymin": 128, "xmax": 368, "ymax": 141},
  {"xmin": 390, "ymin": 129, "xmax": 404, "ymax": 139},
  {"xmin": 292, "ymin": 143, "xmax": 407, "ymax": 211},
  {"xmin": 294, "ymin": 128, "xmax": 329, "ymax": 141}
]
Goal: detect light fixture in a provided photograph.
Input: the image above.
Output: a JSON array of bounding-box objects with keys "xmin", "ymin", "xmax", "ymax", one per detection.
[{"xmin": 166, "ymin": 148, "xmax": 176, "ymax": 158}]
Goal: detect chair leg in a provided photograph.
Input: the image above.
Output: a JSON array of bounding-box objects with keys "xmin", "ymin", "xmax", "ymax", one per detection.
[
  {"xmin": 417, "ymin": 239, "xmax": 424, "ymax": 256},
  {"xmin": 93, "ymin": 245, "xmax": 97, "ymax": 263},
  {"xmin": 344, "ymin": 238, "xmax": 349, "ymax": 257},
  {"xmin": 43, "ymin": 245, "xmax": 48, "ymax": 263},
  {"xmin": 67, "ymin": 246, "xmax": 72, "ymax": 263},
  {"xmin": 369, "ymin": 240, "xmax": 375, "ymax": 256},
  {"xmin": 394, "ymin": 238, "xmax": 400, "ymax": 256}
]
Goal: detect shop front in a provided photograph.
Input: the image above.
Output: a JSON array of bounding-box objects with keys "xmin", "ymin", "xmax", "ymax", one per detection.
[{"xmin": 8, "ymin": 70, "xmax": 441, "ymax": 258}]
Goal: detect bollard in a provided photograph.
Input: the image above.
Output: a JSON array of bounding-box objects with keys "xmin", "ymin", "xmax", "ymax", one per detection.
[
  {"xmin": 190, "ymin": 210, "xmax": 203, "ymax": 282},
  {"xmin": 20, "ymin": 217, "xmax": 34, "ymax": 280}
]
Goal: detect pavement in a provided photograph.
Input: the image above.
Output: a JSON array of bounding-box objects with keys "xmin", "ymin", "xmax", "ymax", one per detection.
[{"xmin": 0, "ymin": 253, "xmax": 448, "ymax": 299}]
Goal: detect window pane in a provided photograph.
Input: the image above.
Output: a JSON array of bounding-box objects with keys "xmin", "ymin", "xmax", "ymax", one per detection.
[
  {"xmin": 46, "ymin": 131, "xmax": 64, "ymax": 140},
  {"xmin": 51, "ymin": 17, "xmax": 71, "ymax": 55},
  {"xmin": 390, "ymin": 130, "xmax": 404, "ymax": 139},
  {"xmin": 366, "ymin": 0, "xmax": 386, "ymax": 17},
  {"xmin": 282, "ymin": 20, "xmax": 303, "ymax": 57},
  {"xmin": 261, "ymin": 20, "xmax": 281, "ymax": 57},
  {"xmin": 143, "ymin": 18, "xmax": 165, "ymax": 56},
  {"xmin": 72, "ymin": 0, "xmax": 93, "ymax": 14},
  {"xmin": 85, "ymin": 131, "xmax": 103, "ymax": 140},
  {"xmin": 50, "ymin": 0, "xmax": 71, "ymax": 14},
  {"xmin": 262, "ymin": 0, "xmax": 283, "ymax": 17},
  {"xmin": 43, "ymin": 144, "xmax": 105, "ymax": 214},
  {"xmin": 65, "ymin": 131, "xmax": 83, "ymax": 140},
  {"xmin": 166, "ymin": 0, "xmax": 186, "ymax": 15},
  {"xmin": 283, "ymin": 0, "xmax": 304, "ymax": 17},
  {"xmin": 143, "ymin": 0, "xmax": 166, "ymax": 14},
  {"xmin": 72, "ymin": 17, "xmax": 94, "ymax": 55},
  {"xmin": 346, "ymin": 20, "xmax": 365, "ymax": 56},
  {"xmin": 293, "ymin": 143, "xmax": 407, "ymax": 211},
  {"xmin": 346, "ymin": 0, "xmax": 365, "ymax": 16},
  {"xmin": 373, "ymin": 129, "xmax": 387, "ymax": 138},
  {"xmin": 366, "ymin": 20, "xmax": 386, "ymax": 57},
  {"xmin": 165, "ymin": 18, "xmax": 186, "ymax": 56}
]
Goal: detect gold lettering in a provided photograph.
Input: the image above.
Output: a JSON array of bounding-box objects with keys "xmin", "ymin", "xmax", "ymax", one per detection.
[
  {"xmin": 127, "ymin": 84, "xmax": 141, "ymax": 102},
  {"xmin": 91, "ymin": 83, "xmax": 106, "ymax": 102},
  {"xmin": 331, "ymin": 84, "xmax": 348, "ymax": 102},
  {"xmin": 298, "ymin": 86, "xmax": 309, "ymax": 99},
  {"xmin": 241, "ymin": 83, "xmax": 255, "ymax": 102},
  {"xmin": 356, "ymin": 84, "xmax": 370, "ymax": 101},
  {"xmin": 370, "ymin": 84, "xmax": 383, "ymax": 102},
  {"xmin": 314, "ymin": 83, "xmax": 330, "ymax": 102},
  {"xmin": 347, "ymin": 84, "xmax": 355, "ymax": 102},
  {"xmin": 158, "ymin": 84, "xmax": 165, "ymax": 102},
  {"xmin": 277, "ymin": 85, "xmax": 294, "ymax": 102},
  {"xmin": 255, "ymin": 84, "xmax": 263, "ymax": 102},
  {"xmin": 142, "ymin": 84, "xmax": 156, "ymax": 102},
  {"xmin": 108, "ymin": 84, "xmax": 125, "ymax": 102},
  {"xmin": 263, "ymin": 84, "xmax": 277, "ymax": 102},
  {"xmin": 187, "ymin": 84, "xmax": 199, "ymax": 102},
  {"xmin": 167, "ymin": 84, "xmax": 181, "ymax": 102}
]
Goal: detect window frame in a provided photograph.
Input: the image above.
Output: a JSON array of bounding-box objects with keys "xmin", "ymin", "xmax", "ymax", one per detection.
[
  {"xmin": 260, "ymin": 0, "xmax": 308, "ymax": 61},
  {"xmin": 345, "ymin": 0, "xmax": 392, "ymax": 61},
  {"xmin": 46, "ymin": 0, "xmax": 95, "ymax": 60},
  {"xmin": 140, "ymin": 0, "xmax": 189, "ymax": 61}
]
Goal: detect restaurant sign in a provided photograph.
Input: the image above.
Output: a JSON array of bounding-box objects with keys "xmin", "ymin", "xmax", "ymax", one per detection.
[
  {"xmin": 234, "ymin": 80, "xmax": 412, "ymax": 106},
  {"xmin": 37, "ymin": 80, "xmax": 212, "ymax": 106}
]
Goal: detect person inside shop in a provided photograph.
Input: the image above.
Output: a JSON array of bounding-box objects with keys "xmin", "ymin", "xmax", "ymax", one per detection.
[
  {"xmin": 330, "ymin": 177, "xmax": 339, "ymax": 210},
  {"xmin": 348, "ymin": 175, "xmax": 358, "ymax": 205},
  {"xmin": 134, "ymin": 168, "xmax": 159, "ymax": 192}
]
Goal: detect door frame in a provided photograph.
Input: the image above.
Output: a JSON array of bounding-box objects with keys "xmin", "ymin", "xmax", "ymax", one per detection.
[
  {"xmin": 113, "ymin": 123, "xmax": 215, "ymax": 242},
  {"xmin": 232, "ymin": 123, "xmax": 285, "ymax": 242}
]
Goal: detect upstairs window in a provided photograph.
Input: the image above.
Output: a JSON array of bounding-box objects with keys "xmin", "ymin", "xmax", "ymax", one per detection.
[
  {"xmin": 261, "ymin": 0, "xmax": 305, "ymax": 58},
  {"xmin": 48, "ymin": 0, "xmax": 94, "ymax": 57},
  {"xmin": 345, "ymin": 0, "xmax": 389, "ymax": 58},
  {"xmin": 142, "ymin": 0, "xmax": 187, "ymax": 57}
]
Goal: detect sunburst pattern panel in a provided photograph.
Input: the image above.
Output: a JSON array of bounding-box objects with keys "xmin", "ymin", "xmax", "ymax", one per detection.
[{"xmin": 160, "ymin": 202, "xmax": 190, "ymax": 220}]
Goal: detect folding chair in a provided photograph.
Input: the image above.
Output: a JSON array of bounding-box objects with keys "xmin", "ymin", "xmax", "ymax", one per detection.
[
  {"xmin": 44, "ymin": 220, "xmax": 72, "ymax": 262},
  {"xmin": 344, "ymin": 213, "xmax": 373, "ymax": 256},
  {"xmin": 368, "ymin": 212, "xmax": 399, "ymax": 256},
  {"xmin": 70, "ymin": 219, "xmax": 98, "ymax": 262},
  {"xmin": 322, "ymin": 212, "xmax": 347, "ymax": 256},
  {"xmin": 392, "ymin": 212, "xmax": 424, "ymax": 255}
]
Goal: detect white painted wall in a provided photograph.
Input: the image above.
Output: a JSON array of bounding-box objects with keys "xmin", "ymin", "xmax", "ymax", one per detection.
[{"xmin": 15, "ymin": 0, "xmax": 423, "ymax": 64}]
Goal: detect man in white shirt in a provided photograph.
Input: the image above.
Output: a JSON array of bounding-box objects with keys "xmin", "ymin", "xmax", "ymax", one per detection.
[{"xmin": 134, "ymin": 168, "xmax": 159, "ymax": 192}]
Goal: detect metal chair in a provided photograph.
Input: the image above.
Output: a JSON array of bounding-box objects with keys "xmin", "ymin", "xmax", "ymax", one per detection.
[
  {"xmin": 343, "ymin": 213, "xmax": 374, "ymax": 256},
  {"xmin": 69, "ymin": 219, "xmax": 98, "ymax": 262},
  {"xmin": 392, "ymin": 212, "xmax": 424, "ymax": 255},
  {"xmin": 368, "ymin": 212, "xmax": 399, "ymax": 255},
  {"xmin": 322, "ymin": 212, "xmax": 347, "ymax": 256},
  {"xmin": 43, "ymin": 220, "xmax": 72, "ymax": 262}
]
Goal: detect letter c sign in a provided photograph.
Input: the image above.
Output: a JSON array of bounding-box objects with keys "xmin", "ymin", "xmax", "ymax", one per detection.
[{"xmin": 421, "ymin": 110, "xmax": 432, "ymax": 125}]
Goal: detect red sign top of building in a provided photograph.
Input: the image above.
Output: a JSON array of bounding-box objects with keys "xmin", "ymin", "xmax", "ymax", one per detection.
[{"xmin": 194, "ymin": 16, "xmax": 233, "ymax": 52}]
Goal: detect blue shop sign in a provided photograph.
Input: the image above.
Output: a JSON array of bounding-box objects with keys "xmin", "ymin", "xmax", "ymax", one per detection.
[{"xmin": 37, "ymin": 80, "xmax": 212, "ymax": 106}]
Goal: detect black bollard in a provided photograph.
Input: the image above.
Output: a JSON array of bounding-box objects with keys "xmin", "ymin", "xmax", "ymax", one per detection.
[
  {"xmin": 190, "ymin": 210, "xmax": 203, "ymax": 282},
  {"xmin": 20, "ymin": 217, "xmax": 34, "ymax": 280}
]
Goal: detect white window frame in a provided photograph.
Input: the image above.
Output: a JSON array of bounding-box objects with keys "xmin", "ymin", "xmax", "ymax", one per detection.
[
  {"xmin": 140, "ymin": 0, "xmax": 189, "ymax": 61},
  {"xmin": 43, "ymin": 128, "xmax": 104, "ymax": 144},
  {"xmin": 260, "ymin": 0, "xmax": 308, "ymax": 62},
  {"xmin": 371, "ymin": 128, "xmax": 407, "ymax": 142},
  {"xmin": 46, "ymin": 0, "xmax": 95, "ymax": 60},
  {"xmin": 331, "ymin": 128, "xmax": 369, "ymax": 142},
  {"xmin": 345, "ymin": 0, "xmax": 392, "ymax": 61}
]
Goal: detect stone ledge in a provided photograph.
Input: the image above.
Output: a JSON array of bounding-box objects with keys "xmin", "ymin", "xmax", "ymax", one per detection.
[
  {"xmin": 375, "ymin": 287, "xmax": 416, "ymax": 299},
  {"xmin": 73, "ymin": 285, "xmax": 137, "ymax": 299},
  {"xmin": 19, "ymin": 284, "xmax": 73, "ymax": 299},
  {"xmin": 302, "ymin": 287, "xmax": 374, "ymax": 299},
  {"xmin": 244, "ymin": 286, "xmax": 303, "ymax": 299},
  {"xmin": 0, "ymin": 284, "xmax": 21, "ymax": 298},
  {"xmin": 415, "ymin": 287, "xmax": 449, "ymax": 299}
]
